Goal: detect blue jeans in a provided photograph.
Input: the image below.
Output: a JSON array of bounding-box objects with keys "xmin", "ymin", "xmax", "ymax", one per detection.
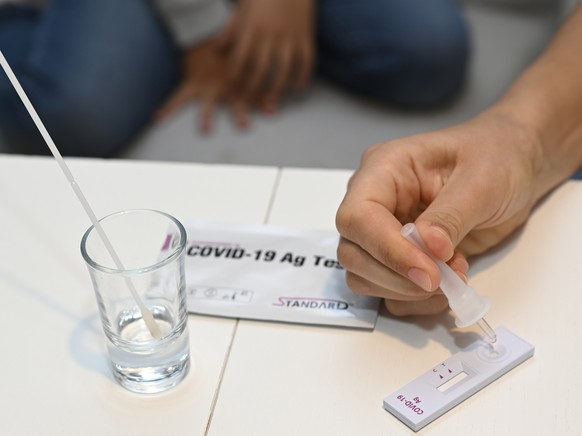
[
  {"xmin": 0, "ymin": 0, "xmax": 180, "ymax": 157},
  {"xmin": 317, "ymin": 0, "xmax": 469, "ymax": 108},
  {"xmin": 0, "ymin": 0, "xmax": 469, "ymax": 157}
]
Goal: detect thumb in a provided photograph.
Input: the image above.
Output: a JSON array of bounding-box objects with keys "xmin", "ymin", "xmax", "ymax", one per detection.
[{"xmin": 415, "ymin": 175, "xmax": 487, "ymax": 262}]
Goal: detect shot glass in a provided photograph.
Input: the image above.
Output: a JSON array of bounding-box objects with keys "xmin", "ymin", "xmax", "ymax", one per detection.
[{"xmin": 81, "ymin": 209, "xmax": 190, "ymax": 394}]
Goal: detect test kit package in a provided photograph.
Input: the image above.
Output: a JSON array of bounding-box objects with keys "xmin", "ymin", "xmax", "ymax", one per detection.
[{"xmin": 181, "ymin": 221, "xmax": 380, "ymax": 329}]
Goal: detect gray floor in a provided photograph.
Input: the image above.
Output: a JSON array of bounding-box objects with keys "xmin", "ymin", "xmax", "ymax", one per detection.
[{"xmin": 1, "ymin": 1, "xmax": 573, "ymax": 170}]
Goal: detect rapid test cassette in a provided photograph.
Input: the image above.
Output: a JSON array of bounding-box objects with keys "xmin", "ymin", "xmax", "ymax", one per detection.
[{"xmin": 383, "ymin": 327, "xmax": 534, "ymax": 432}]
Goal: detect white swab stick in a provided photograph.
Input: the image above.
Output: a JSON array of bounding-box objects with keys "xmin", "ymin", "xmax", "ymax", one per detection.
[{"xmin": 0, "ymin": 50, "xmax": 162, "ymax": 339}]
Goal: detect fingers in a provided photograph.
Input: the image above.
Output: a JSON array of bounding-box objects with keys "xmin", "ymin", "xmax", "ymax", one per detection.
[
  {"xmin": 263, "ymin": 43, "xmax": 293, "ymax": 111},
  {"xmin": 230, "ymin": 30, "xmax": 254, "ymax": 88},
  {"xmin": 229, "ymin": 37, "xmax": 280, "ymax": 115},
  {"xmin": 339, "ymin": 236, "xmax": 468, "ymax": 320},
  {"xmin": 155, "ymin": 84, "xmax": 199, "ymax": 123},
  {"xmin": 161, "ymin": 71, "xmax": 224, "ymax": 134},
  {"xmin": 233, "ymin": 44, "xmax": 306, "ymax": 112},
  {"xmin": 346, "ymin": 272, "xmax": 437, "ymax": 301},
  {"xmin": 335, "ymin": 138, "xmax": 476, "ymax": 317},
  {"xmin": 217, "ymin": 17, "xmax": 236, "ymax": 50},
  {"xmin": 338, "ymin": 229, "xmax": 451, "ymax": 318},
  {"xmin": 242, "ymin": 40, "xmax": 275, "ymax": 101},
  {"xmin": 293, "ymin": 40, "xmax": 314, "ymax": 91},
  {"xmin": 385, "ymin": 295, "xmax": 450, "ymax": 317},
  {"xmin": 229, "ymin": 96, "xmax": 250, "ymax": 130},
  {"xmin": 338, "ymin": 237, "xmax": 436, "ymax": 299},
  {"xmin": 413, "ymin": 125, "xmax": 530, "ymax": 260},
  {"xmin": 199, "ymin": 92, "xmax": 219, "ymax": 134},
  {"xmin": 263, "ymin": 39, "xmax": 313, "ymax": 109},
  {"xmin": 228, "ymin": 33, "xmax": 312, "ymax": 111},
  {"xmin": 336, "ymin": 118, "xmax": 538, "ymax": 318},
  {"xmin": 336, "ymin": 170, "xmax": 442, "ymax": 292},
  {"xmin": 414, "ymin": 172, "xmax": 482, "ymax": 262}
]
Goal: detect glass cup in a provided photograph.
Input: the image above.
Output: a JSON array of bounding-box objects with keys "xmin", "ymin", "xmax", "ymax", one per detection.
[{"xmin": 81, "ymin": 209, "xmax": 190, "ymax": 394}]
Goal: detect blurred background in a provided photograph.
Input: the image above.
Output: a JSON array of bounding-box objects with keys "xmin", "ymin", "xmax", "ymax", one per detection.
[{"xmin": 0, "ymin": 0, "xmax": 577, "ymax": 170}]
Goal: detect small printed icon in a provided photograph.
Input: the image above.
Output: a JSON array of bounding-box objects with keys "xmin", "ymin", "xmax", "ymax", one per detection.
[{"xmin": 204, "ymin": 288, "xmax": 218, "ymax": 298}]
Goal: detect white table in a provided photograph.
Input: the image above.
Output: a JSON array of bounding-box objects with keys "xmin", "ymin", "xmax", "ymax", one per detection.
[
  {"xmin": 1, "ymin": 155, "xmax": 581, "ymax": 435},
  {"xmin": 0, "ymin": 155, "xmax": 277, "ymax": 435}
]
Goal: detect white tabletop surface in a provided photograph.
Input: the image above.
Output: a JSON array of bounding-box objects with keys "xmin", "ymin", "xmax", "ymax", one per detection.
[
  {"xmin": 0, "ymin": 155, "xmax": 277, "ymax": 435},
  {"xmin": 1, "ymin": 155, "xmax": 581, "ymax": 435},
  {"xmin": 210, "ymin": 168, "xmax": 582, "ymax": 435}
]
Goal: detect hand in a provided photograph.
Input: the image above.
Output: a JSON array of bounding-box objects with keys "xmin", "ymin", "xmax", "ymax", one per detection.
[
  {"xmin": 336, "ymin": 110, "xmax": 546, "ymax": 317},
  {"xmin": 220, "ymin": 0, "xmax": 315, "ymax": 112},
  {"xmin": 156, "ymin": 38, "xmax": 250, "ymax": 133}
]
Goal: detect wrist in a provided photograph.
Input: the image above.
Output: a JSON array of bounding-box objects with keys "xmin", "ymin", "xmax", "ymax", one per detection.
[
  {"xmin": 487, "ymin": 6, "xmax": 582, "ymax": 195},
  {"xmin": 489, "ymin": 89, "xmax": 582, "ymax": 202}
]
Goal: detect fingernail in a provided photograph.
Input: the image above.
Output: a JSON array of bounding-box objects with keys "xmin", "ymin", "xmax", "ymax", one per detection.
[
  {"xmin": 456, "ymin": 270, "xmax": 469, "ymax": 284},
  {"xmin": 429, "ymin": 224, "xmax": 455, "ymax": 259},
  {"xmin": 429, "ymin": 224, "xmax": 451, "ymax": 240},
  {"xmin": 430, "ymin": 224, "xmax": 451, "ymax": 245},
  {"xmin": 407, "ymin": 268, "xmax": 433, "ymax": 292}
]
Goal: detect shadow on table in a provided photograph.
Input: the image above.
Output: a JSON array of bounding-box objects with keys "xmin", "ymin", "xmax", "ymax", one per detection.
[
  {"xmin": 69, "ymin": 311, "xmax": 112, "ymax": 381},
  {"xmin": 374, "ymin": 305, "xmax": 483, "ymax": 356},
  {"xmin": 0, "ymin": 265, "xmax": 112, "ymax": 379},
  {"xmin": 0, "ymin": 266, "xmax": 80, "ymax": 322}
]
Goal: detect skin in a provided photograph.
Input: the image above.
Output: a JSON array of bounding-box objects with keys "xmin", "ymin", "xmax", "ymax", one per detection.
[
  {"xmin": 219, "ymin": 0, "xmax": 315, "ymax": 110},
  {"xmin": 335, "ymin": 5, "xmax": 582, "ymax": 317},
  {"xmin": 157, "ymin": 0, "xmax": 315, "ymax": 132},
  {"xmin": 155, "ymin": 38, "xmax": 245, "ymax": 133}
]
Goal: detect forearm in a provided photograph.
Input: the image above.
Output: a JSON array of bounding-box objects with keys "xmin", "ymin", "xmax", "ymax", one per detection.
[{"xmin": 490, "ymin": 4, "xmax": 582, "ymax": 197}]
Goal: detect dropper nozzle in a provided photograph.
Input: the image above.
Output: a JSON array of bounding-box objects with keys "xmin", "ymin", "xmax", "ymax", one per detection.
[
  {"xmin": 477, "ymin": 318, "xmax": 497, "ymax": 344},
  {"xmin": 401, "ymin": 223, "xmax": 495, "ymax": 341}
]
